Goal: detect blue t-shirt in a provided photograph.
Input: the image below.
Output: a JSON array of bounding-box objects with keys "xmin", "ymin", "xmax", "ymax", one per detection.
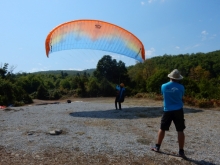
[{"xmin": 161, "ymin": 81, "xmax": 184, "ymax": 111}]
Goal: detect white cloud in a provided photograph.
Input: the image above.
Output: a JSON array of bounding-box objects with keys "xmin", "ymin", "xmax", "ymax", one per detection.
[
  {"xmin": 67, "ymin": 68, "xmax": 83, "ymax": 71},
  {"xmin": 210, "ymin": 34, "xmax": 217, "ymax": 39},
  {"xmin": 184, "ymin": 43, "xmax": 200, "ymax": 51},
  {"xmin": 148, "ymin": 0, "xmax": 154, "ymax": 3},
  {"xmin": 29, "ymin": 67, "xmax": 46, "ymax": 73},
  {"xmin": 193, "ymin": 44, "xmax": 200, "ymax": 48},
  {"xmin": 148, "ymin": 0, "xmax": 165, "ymax": 3},
  {"xmin": 29, "ymin": 64, "xmax": 51, "ymax": 73},
  {"xmin": 201, "ymin": 30, "xmax": 208, "ymax": 35},
  {"xmin": 175, "ymin": 46, "xmax": 180, "ymax": 49},
  {"xmin": 201, "ymin": 30, "xmax": 208, "ymax": 41},
  {"xmin": 146, "ymin": 48, "xmax": 156, "ymax": 58},
  {"xmin": 141, "ymin": 1, "xmax": 145, "ymax": 5}
]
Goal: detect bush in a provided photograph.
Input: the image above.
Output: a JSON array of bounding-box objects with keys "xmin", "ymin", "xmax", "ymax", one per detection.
[
  {"xmin": 14, "ymin": 101, "xmax": 25, "ymax": 107},
  {"xmin": 146, "ymin": 70, "xmax": 168, "ymax": 94},
  {"xmin": 36, "ymin": 85, "xmax": 49, "ymax": 100},
  {"xmin": 196, "ymin": 99, "xmax": 214, "ymax": 108},
  {"xmin": 22, "ymin": 94, "xmax": 33, "ymax": 104},
  {"xmin": 48, "ymin": 90, "xmax": 62, "ymax": 100},
  {"xmin": 134, "ymin": 92, "xmax": 159, "ymax": 100},
  {"xmin": 183, "ymin": 96, "xmax": 196, "ymax": 106}
]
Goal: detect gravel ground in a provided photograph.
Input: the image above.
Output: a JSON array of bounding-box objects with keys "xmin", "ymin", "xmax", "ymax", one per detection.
[{"xmin": 0, "ymin": 98, "xmax": 219, "ymax": 165}]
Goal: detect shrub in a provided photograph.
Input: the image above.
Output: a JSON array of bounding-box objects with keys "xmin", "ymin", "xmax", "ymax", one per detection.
[
  {"xmin": 14, "ymin": 101, "xmax": 25, "ymax": 107},
  {"xmin": 36, "ymin": 85, "xmax": 49, "ymax": 100},
  {"xmin": 134, "ymin": 92, "xmax": 159, "ymax": 100},
  {"xmin": 183, "ymin": 96, "xmax": 196, "ymax": 106},
  {"xmin": 196, "ymin": 99, "xmax": 214, "ymax": 108}
]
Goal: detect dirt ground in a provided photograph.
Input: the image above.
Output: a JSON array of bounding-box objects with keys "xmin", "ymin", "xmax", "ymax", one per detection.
[
  {"xmin": 29, "ymin": 97, "xmax": 219, "ymax": 111},
  {"xmin": 1, "ymin": 97, "xmax": 218, "ymax": 165},
  {"xmin": 30, "ymin": 97, "xmax": 163, "ymax": 107}
]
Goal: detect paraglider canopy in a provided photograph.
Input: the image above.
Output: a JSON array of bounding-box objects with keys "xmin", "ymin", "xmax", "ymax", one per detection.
[{"xmin": 45, "ymin": 19, "xmax": 145, "ymax": 62}]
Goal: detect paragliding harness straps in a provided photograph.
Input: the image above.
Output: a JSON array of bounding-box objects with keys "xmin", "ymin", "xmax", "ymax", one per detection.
[
  {"xmin": 135, "ymin": 48, "xmax": 142, "ymax": 59},
  {"xmin": 119, "ymin": 87, "xmax": 125, "ymax": 102}
]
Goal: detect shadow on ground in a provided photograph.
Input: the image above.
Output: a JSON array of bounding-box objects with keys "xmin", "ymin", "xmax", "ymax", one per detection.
[
  {"xmin": 69, "ymin": 107, "xmax": 203, "ymax": 119},
  {"xmin": 157, "ymin": 150, "xmax": 216, "ymax": 165}
]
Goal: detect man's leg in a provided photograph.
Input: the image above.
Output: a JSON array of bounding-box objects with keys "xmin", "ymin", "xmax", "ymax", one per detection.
[
  {"xmin": 115, "ymin": 99, "xmax": 118, "ymax": 109},
  {"xmin": 173, "ymin": 109, "xmax": 186, "ymax": 158},
  {"xmin": 178, "ymin": 131, "xmax": 185, "ymax": 149},
  {"xmin": 157, "ymin": 129, "xmax": 165, "ymax": 145},
  {"xmin": 119, "ymin": 102, "xmax": 121, "ymax": 109},
  {"xmin": 151, "ymin": 129, "xmax": 165, "ymax": 152},
  {"xmin": 152, "ymin": 111, "xmax": 171, "ymax": 152},
  {"xmin": 178, "ymin": 131, "xmax": 187, "ymax": 158}
]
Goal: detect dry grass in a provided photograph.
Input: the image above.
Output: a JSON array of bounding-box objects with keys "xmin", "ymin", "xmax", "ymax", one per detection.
[{"xmin": 0, "ymin": 146, "xmax": 191, "ymax": 165}]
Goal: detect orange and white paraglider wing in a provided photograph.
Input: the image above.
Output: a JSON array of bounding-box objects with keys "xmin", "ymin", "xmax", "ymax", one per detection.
[{"xmin": 45, "ymin": 20, "xmax": 145, "ymax": 62}]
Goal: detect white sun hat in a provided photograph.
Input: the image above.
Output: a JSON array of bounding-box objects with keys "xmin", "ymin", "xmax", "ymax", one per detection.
[{"xmin": 168, "ymin": 69, "xmax": 183, "ymax": 80}]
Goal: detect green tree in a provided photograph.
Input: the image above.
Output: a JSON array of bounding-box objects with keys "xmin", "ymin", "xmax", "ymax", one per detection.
[
  {"xmin": 189, "ymin": 66, "xmax": 210, "ymax": 82},
  {"xmin": 36, "ymin": 85, "xmax": 49, "ymax": 100},
  {"xmin": 60, "ymin": 79, "xmax": 71, "ymax": 89},
  {"xmin": 0, "ymin": 78, "xmax": 15, "ymax": 105},
  {"xmin": 0, "ymin": 63, "xmax": 8, "ymax": 78},
  {"xmin": 197, "ymin": 79, "xmax": 220, "ymax": 99},
  {"xmin": 181, "ymin": 78, "xmax": 200, "ymax": 97},
  {"xmin": 146, "ymin": 70, "xmax": 168, "ymax": 94},
  {"xmin": 94, "ymin": 55, "xmax": 128, "ymax": 84},
  {"xmin": 87, "ymin": 77, "xmax": 100, "ymax": 97}
]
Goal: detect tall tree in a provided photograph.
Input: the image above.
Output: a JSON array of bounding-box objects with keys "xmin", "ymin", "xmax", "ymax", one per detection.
[
  {"xmin": 0, "ymin": 63, "xmax": 8, "ymax": 78},
  {"xmin": 94, "ymin": 55, "xmax": 128, "ymax": 84}
]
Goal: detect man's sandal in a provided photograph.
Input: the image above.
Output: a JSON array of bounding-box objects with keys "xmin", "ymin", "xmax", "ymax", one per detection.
[{"xmin": 151, "ymin": 146, "xmax": 160, "ymax": 152}]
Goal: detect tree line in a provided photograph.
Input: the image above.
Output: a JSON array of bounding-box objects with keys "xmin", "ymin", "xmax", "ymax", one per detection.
[{"xmin": 0, "ymin": 50, "xmax": 220, "ymax": 108}]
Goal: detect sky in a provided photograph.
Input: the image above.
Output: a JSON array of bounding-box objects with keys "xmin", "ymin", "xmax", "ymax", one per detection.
[{"xmin": 0, "ymin": 0, "xmax": 220, "ymax": 73}]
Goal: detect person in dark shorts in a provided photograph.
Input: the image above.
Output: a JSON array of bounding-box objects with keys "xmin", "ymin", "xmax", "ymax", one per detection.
[{"xmin": 151, "ymin": 69, "xmax": 187, "ymax": 158}]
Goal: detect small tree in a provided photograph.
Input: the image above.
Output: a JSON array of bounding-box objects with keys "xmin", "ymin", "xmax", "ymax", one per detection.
[
  {"xmin": 94, "ymin": 55, "xmax": 128, "ymax": 84},
  {"xmin": 0, "ymin": 63, "xmax": 8, "ymax": 78},
  {"xmin": 0, "ymin": 79, "xmax": 15, "ymax": 105},
  {"xmin": 36, "ymin": 85, "xmax": 49, "ymax": 100},
  {"xmin": 146, "ymin": 70, "xmax": 168, "ymax": 94},
  {"xmin": 87, "ymin": 77, "xmax": 100, "ymax": 97},
  {"xmin": 60, "ymin": 79, "xmax": 71, "ymax": 89}
]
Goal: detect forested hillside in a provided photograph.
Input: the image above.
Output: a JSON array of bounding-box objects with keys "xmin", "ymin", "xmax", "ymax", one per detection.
[
  {"xmin": 34, "ymin": 69, "xmax": 95, "ymax": 76},
  {"xmin": 0, "ymin": 50, "xmax": 220, "ymax": 108}
]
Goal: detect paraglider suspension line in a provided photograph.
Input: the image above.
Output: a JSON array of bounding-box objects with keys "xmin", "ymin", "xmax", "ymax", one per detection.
[{"xmin": 135, "ymin": 48, "xmax": 141, "ymax": 58}]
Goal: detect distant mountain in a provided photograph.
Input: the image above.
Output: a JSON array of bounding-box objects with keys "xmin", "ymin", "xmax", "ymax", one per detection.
[{"xmin": 32, "ymin": 68, "xmax": 96, "ymax": 75}]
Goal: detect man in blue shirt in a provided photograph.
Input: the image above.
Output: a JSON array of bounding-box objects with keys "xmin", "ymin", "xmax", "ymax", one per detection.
[{"xmin": 151, "ymin": 69, "xmax": 186, "ymax": 158}]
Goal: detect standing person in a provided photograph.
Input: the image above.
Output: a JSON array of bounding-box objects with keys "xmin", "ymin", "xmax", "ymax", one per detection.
[
  {"xmin": 151, "ymin": 69, "xmax": 187, "ymax": 158},
  {"xmin": 115, "ymin": 83, "xmax": 125, "ymax": 110}
]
